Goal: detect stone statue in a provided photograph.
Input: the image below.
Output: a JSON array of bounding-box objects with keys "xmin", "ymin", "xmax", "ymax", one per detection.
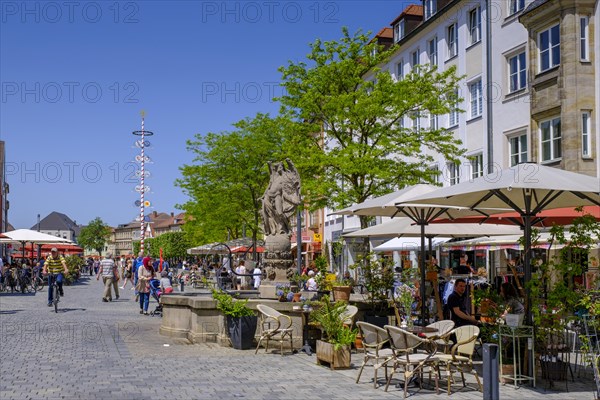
[
  {"xmin": 261, "ymin": 158, "xmax": 301, "ymax": 236},
  {"xmin": 258, "ymin": 159, "xmax": 301, "ymax": 298}
]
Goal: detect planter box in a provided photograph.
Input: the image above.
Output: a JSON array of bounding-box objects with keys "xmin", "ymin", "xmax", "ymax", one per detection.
[
  {"xmin": 332, "ymin": 286, "xmax": 351, "ymax": 302},
  {"xmin": 226, "ymin": 315, "xmax": 257, "ymax": 350},
  {"xmin": 316, "ymin": 340, "xmax": 351, "ymax": 369}
]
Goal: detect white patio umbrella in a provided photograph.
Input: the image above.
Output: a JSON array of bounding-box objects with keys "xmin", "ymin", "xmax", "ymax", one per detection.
[
  {"xmin": 332, "ymin": 184, "xmax": 505, "ymax": 322},
  {"xmin": 0, "ymin": 229, "xmax": 74, "ymax": 260},
  {"xmin": 344, "ymin": 218, "xmax": 523, "ymax": 238},
  {"xmin": 330, "ymin": 184, "xmax": 439, "ymax": 216},
  {"xmin": 396, "ymin": 163, "xmax": 600, "ymax": 324}
]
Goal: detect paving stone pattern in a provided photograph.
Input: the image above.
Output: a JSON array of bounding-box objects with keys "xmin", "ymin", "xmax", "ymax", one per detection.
[{"xmin": 0, "ymin": 276, "xmax": 597, "ymax": 399}]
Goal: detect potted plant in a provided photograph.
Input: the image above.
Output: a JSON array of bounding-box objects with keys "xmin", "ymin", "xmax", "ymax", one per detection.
[
  {"xmin": 314, "ymin": 255, "xmax": 332, "ymax": 300},
  {"xmin": 311, "ymin": 299, "xmax": 356, "ymax": 369},
  {"xmin": 527, "ymin": 212, "xmax": 600, "ymax": 386},
  {"xmin": 212, "ymin": 289, "xmax": 257, "ymax": 350},
  {"xmin": 351, "ymin": 252, "xmax": 395, "ymax": 327},
  {"xmin": 331, "ymin": 276, "xmax": 353, "ymax": 302}
]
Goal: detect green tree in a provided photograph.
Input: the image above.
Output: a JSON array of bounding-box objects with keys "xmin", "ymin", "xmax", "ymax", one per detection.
[
  {"xmin": 77, "ymin": 217, "xmax": 111, "ymax": 255},
  {"xmin": 145, "ymin": 232, "xmax": 192, "ymax": 260},
  {"xmin": 176, "ymin": 113, "xmax": 286, "ymax": 251},
  {"xmin": 278, "ymin": 28, "xmax": 465, "ymax": 229}
]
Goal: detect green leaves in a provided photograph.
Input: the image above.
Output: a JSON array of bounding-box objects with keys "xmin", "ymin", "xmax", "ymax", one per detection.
[
  {"xmin": 77, "ymin": 217, "xmax": 111, "ymax": 254},
  {"xmin": 278, "ymin": 28, "xmax": 465, "ymax": 215},
  {"xmin": 212, "ymin": 289, "xmax": 254, "ymax": 318},
  {"xmin": 176, "ymin": 113, "xmax": 286, "ymax": 243}
]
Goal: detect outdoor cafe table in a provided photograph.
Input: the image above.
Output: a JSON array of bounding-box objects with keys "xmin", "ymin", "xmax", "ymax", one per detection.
[{"xmin": 290, "ymin": 308, "xmax": 320, "ymax": 355}]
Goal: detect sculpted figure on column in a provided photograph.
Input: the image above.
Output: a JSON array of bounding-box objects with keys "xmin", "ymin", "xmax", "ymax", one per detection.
[{"xmin": 261, "ymin": 158, "xmax": 301, "ymax": 236}]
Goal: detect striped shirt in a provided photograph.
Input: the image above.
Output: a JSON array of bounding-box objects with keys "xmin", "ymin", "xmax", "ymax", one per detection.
[
  {"xmin": 99, "ymin": 259, "xmax": 116, "ymax": 277},
  {"xmin": 45, "ymin": 255, "xmax": 66, "ymax": 274}
]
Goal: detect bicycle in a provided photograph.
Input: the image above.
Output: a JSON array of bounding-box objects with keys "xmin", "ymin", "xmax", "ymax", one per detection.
[
  {"xmin": 47, "ymin": 274, "xmax": 60, "ymax": 313},
  {"xmin": 32, "ymin": 274, "xmax": 45, "ymax": 291}
]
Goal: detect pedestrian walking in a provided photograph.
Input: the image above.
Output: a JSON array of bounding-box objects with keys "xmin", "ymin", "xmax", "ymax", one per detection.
[
  {"xmin": 136, "ymin": 256, "xmax": 155, "ymax": 315},
  {"xmin": 96, "ymin": 253, "xmax": 118, "ymax": 302},
  {"xmin": 120, "ymin": 258, "xmax": 133, "ymax": 290}
]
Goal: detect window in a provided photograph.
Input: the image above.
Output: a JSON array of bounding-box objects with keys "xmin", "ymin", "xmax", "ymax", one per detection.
[
  {"xmin": 509, "ymin": 134, "xmax": 528, "ymax": 166},
  {"xmin": 428, "ymin": 164, "xmax": 440, "ymax": 183},
  {"xmin": 428, "ymin": 37, "xmax": 438, "ymax": 66},
  {"xmin": 396, "ymin": 60, "xmax": 404, "ymax": 80},
  {"xmin": 395, "ymin": 20, "xmax": 405, "ymax": 42},
  {"xmin": 539, "ymin": 24, "xmax": 560, "ymax": 72},
  {"xmin": 580, "ymin": 17, "xmax": 589, "ymax": 61},
  {"xmin": 470, "ymin": 154, "xmax": 484, "ymax": 179},
  {"xmin": 424, "ymin": 0, "xmax": 437, "ymax": 20},
  {"xmin": 449, "ymin": 89, "xmax": 459, "ymax": 127},
  {"xmin": 469, "ymin": 79, "xmax": 483, "ymax": 119},
  {"xmin": 447, "ymin": 162, "xmax": 460, "ymax": 185},
  {"xmin": 468, "ymin": 7, "xmax": 481, "ymax": 45},
  {"xmin": 411, "ymin": 49, "xmax": 420, "ymax": 70},
  {"xmin": 412, "ymin": 111, "xmax": 421, "ymax": 132},
  {"xmin": 447, "ymin": 23, "xmax": 458, "ymax": 59},
  {"xmin": 540, "ymin": 117, "xmax": 561, "ymax": 162},
  {"xmin": 509, "ymin": 0, "xmax": 525, "ymax": 16},
  {"xmin": 509, "ymin": 52, "xmax": 527, "ymax": 92},
  {"xmin": 430, "ymin": 113, "xmax": 438, "ymax": 130},
  {"xmin": 582, "ymin": 111, "xmax": 591, "ymax": 158}
]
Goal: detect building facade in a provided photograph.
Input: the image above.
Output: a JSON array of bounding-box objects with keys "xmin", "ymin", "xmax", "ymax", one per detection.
[
  {"xmin": 112, "ymin": 211, "xmax": 186, "ymax": 256},
  {"xmin": 32, "ymin": 211, "xmax": 81, "ymax": 242},
  {"xmin": 519, "ymin": 0, "xmax": 598, "ymax": 176},
  {"xmin": 323, "ymin": 0, "xmax": 598, "ymax": 271}
]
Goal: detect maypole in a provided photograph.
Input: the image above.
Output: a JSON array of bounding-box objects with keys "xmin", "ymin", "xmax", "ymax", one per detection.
[{"xmin": 132, "ymin": 111, "xmax": 154, "ymax": 254}]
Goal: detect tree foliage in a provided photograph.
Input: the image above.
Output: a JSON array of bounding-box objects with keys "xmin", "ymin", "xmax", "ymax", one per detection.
[
  {"xmin": 144, "ymin": 231, "xmax": 192, "ymax": 260},
  {"xmin": 278, "ymin": 28, "xmax": 465, "ymax": 228},
  {"xmin": 77, "ymin": 217, "xmax": 111, "ymax": 255},
  {"xmin": 176, "ymin": 113, "xmax": 286, "ymax": 244}
]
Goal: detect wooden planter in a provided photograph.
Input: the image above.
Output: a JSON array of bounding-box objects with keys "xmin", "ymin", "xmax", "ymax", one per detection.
[
  {"xmin": 332, "ymin": 286, "xmax": 351, "ymax": 302},
  {"xmin": 316, "ymin": 340, "xmax": 351, "ymax": 369}
]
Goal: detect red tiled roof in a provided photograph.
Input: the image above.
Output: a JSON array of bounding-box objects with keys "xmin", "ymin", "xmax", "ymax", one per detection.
[
  {"xmin": 390, "ymin": 4, "xmax": 424, "ymax": 25},
  {"xmin": 375, "ymin": 27, "xmax": 393, "ymax": 39}
]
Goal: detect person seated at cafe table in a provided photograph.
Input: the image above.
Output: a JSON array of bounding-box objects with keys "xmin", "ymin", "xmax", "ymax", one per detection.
[
  {"xmin": 306, "ymin": 270, "xmax": 318, "ymax": 291},
  {"xmin": 446, "ymin": 278, "xmax": 480, "ymax": 327}
]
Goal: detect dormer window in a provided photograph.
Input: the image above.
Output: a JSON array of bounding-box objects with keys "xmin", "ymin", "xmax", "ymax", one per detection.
[
  {"xmin": 424, "ymin": 0, "xmax": 437, "ymax": 20},
  {"xmin": 394, "ymin": 19, "xmax": 405, "ymax": 42}
]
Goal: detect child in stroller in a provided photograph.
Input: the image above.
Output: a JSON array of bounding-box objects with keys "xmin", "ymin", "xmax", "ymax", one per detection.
[
  {"xmin": 149, "ymin": 271, "xmax": 173, "ymax": 316},
  {"xmin": 149, "ymin": 278, "xmax": 162, "ymax": 316}
]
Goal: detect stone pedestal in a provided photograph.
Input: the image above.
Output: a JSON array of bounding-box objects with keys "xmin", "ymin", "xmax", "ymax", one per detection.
[{"xmin": 260, "ymin": 233, "xmax": 295, "ymax": 299}]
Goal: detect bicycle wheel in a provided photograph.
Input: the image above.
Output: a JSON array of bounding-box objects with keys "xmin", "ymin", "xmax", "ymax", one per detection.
[
  {"xmin": 53, "ymin": 284, "xmax": 59, "ymax": 313},
  {"xmin": 33, "ymin": 277, "xmax": 43, "ymax": 291}
]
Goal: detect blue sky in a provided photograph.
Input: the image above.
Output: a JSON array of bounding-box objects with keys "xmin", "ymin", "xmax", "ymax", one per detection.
[{"xmin": 1, "ymin": 0, "xmax": 410, "ymax": 229}]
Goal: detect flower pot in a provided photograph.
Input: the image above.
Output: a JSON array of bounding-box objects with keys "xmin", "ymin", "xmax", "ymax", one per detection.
[
  {"xmin": 354, "ymin": 333, "xmax": 363, "ymax": 349},
  {"xmin": 332, "ymin": 286, "xmax": 351, "ymax": 302},
  {"xmin": 292, "ymin": 292, "xmax": 302, "ymax": 302},
  {"xmin": 226, "ymin": 315, "xmax": 257, "ymax": 350},
  {"xmin": 316, "ymin": 340, "xmax": 351, "ymax": 369}
]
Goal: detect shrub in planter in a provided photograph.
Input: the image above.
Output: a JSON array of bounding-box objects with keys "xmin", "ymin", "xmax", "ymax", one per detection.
[
  {"xmin": 212, "ymin": 289, "xmax": 257, "ymax": 350},
  {"xmin": 311, "ymin": 299, "xmax": 356, "ymax": 369}
]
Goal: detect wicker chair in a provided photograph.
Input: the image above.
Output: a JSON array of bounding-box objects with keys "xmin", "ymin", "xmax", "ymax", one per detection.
[{"xmin": 255, "ymin": 304, "xmax": 294, "ymax": 356}]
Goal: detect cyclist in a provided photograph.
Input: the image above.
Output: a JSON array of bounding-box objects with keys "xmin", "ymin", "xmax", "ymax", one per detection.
[{"xmin": 42, "ymin": 248, "xmax": 68, "ymax": 307}]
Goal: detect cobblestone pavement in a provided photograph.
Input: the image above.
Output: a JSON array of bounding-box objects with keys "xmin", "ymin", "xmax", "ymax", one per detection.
[{"xmin": 0, "ymin": 276, "xmax": 597, "ymax": 399}]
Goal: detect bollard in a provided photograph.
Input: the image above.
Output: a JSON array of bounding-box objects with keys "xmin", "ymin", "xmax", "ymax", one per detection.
[
  {"xmin": 483, "ymin": 343, "xmax": 499, "ymax": 400},
  {"xmin": 179, "ymin": 277, "xmax": 185, "ymax": 292}
]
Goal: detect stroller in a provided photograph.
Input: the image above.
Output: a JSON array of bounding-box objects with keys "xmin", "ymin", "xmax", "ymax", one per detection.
[{"xmin": 149, "ymin": 279, "xmax": 163, "ymax": 316}]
